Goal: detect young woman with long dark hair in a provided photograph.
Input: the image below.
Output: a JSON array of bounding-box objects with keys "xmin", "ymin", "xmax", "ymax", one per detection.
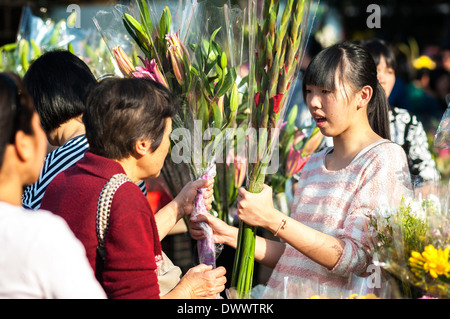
[{"xmin": 190, "ymin": 42, "xmax": 413, "ymax": 296}]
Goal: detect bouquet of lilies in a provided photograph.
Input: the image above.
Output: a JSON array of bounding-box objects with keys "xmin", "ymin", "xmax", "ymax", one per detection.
[
  {"xmin": 95, "ymin": 0, "xmax": 248, "ymax": 267},
  {"xmin": 368, "ymin": 183, "xmax": 450, "ymax": 298},
  {"xmin": 231, "ymin": 0, "xmax": 316, "ymax": 298}
]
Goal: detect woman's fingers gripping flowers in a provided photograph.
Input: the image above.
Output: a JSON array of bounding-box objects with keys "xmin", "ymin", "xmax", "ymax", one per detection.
[
  {"xmin": 189, "ymin": 184, "xmax": 278, "ymax": 244},
  {"xmin": 189, "ymin": 213, "xmax": 236, "ymax": 247},
  {"xmin": 175, "ymin": 178, "xmax": 214, "ymax": 218},
  {"xmin": 236, "ymin": 184, "xmax": 276, "ymax": 229}
]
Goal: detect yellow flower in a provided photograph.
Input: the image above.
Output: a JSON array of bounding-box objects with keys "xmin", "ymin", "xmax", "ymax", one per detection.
[
  {"xmin": 409, "ymin": 245, "xmax": 450, "ymax": 278},
  {"xmin": 363, "ymin": 293, "xmax": 379, "ymax": 299},
  {"xmin": 348, "ymin": 293, "xmax": 379, "ymax": 299},
  {"xmin": 412, "ymin": 55, "xmax": 436, "ymax": 70}
]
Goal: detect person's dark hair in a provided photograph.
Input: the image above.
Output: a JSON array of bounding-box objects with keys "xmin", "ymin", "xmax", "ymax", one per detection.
[
  {"xmin": 306, "ymin": 37, "xmax": 323, "ymax": 61},
  {"xmin": 302, "ymin": 41, "xmax": 391, "ymax": 140},
  {"xmin": 0, "ymin": 72, "xmax": 36, "ymax": 167},
  {"xmin": 23, "ymin": 50, "xmax": 96, "ymax": 134},
  {"xmin": 429, "ymin": 67, "xmax": 450, "ymax": 94},
  {"xmin": 359, "ymin": 39, "xmax": 397, "ymax": 73},
  {"xmin": 83, "ymin": 77, "xmax": 178, "ymax": 159}
]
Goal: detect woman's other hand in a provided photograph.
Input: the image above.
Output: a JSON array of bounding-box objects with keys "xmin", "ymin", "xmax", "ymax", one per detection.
[{"xmin": 175, "ymin": 264, "xmax": 227, "ymax": 299}]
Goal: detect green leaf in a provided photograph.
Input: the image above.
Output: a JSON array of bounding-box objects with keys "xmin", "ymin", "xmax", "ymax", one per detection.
[
  {"xmin": 30, "ymin": 39, "xmax": 41, "ymax": 59},
  {"xmin": 123, "ymin": 16, "xmax": 139, "ymax": 40},
  {"xmin": 123, "ymin": 14, "xmax": 151, "ymax": 56},
  {"xmin": 0, "ymin": 43, "xmax": 17, "ymax": 51},
  {"xmin": 205, "ymin": 60, "xmax": 217, "ymax": 75},
  {"xmin": 238, "ymin": 74, "xmax": 248, "ymax": 88},
  {"xmin": 287, "ymin": 104, "xmax": 298, "ymax": 126},
  {"xmin": 278, "ymin": 0, "xmax": 293, "ymax": 49},
  {"xmin": 138, "ymin": 0, "xmax": 153, "ymax": 37},
  {"xmin": 269, "ymin": 54, "xmax": 280, "ymax": 97},
  {"xmin": 202, "ymin": 98, "xmax": 210, "ymax": 131},
  {"xmin": 123, "ymin": 13, "xmax": 140, "ymax": 31},
  {"xmin": 67, "ymin": 42, "xmax": 74, "ymax": 54},
  {"xmin": 258, "ymin": 128, "xmax": 269, "ymax": 160},
  {"xmin": 211, "ymin": 131, "xmax": 225, "ymax": 156},
  {"xmin": 228, "ymin": 172, "xmax": 238, "ymax": 203},
  {"xmin": 201, "ymin": 73, "xmax": 213, "ymax": 96},
  {"xmin": 216, "ymin": 68, "xmax": 236, "ymax": 97},
  {"xmin": 123, "ymin": 13, "xmax": 146, "ymax": 39},
  {"xmin": 265, "ymin": 34, "xmax": 274, "ymax": 67},
  {"xmin": 18, "ymin": 39, "xmax": 29, "ymax": 71},
  {"xmin": 190, "ymin": 65, "xmax": 199, "ymax": 77},
  {"xmin": 211, "ymin": 40, "xmax": 222, "ymax": 58},
  {"xmin": 49, "ymin": 21, "xmax": 63, "ymax": 46},
  {"xmin": 259, "ymin": 90, "xmax": 270, "ymax": 129},
  {"xmin": 209, "ymin": 27, "xmax": 222, "ymax": 54},
  {"xmin": 189, "ymin": 43, "xmax": 197, "ymax": 51},
  {"xmin": 195, "ymin": 42, "xmax": 205, "ymax": 71},
  {"xmin": 132, "ymin": 49, "xmax": 140, "ymax": 67}
]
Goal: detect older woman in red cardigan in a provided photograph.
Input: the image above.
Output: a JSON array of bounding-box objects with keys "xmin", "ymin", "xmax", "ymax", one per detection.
[{"xmin": 41, "ymin": 78, "xmax": 226, "ymax": 299}]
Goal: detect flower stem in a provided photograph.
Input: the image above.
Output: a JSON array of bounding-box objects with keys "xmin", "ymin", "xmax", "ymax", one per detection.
[{"xmin": 231, "ymin": 161, "xmax": 265, "ymax": 298}]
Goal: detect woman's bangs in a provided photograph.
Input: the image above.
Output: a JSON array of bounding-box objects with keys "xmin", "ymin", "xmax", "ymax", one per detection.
[{"xmin": 302, "ymin": 48, "xmax": 342, "ymax": 91}]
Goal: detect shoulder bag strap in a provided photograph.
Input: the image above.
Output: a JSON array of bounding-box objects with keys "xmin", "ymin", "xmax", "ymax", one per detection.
[{"xmin": 96, "ymin": 173, "xmax": 132, "ymax": 260}]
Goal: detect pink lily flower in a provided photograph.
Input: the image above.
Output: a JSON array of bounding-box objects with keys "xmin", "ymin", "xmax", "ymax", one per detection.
[
  {"xmin": 133, "ymin": 56, "xmax": 169, "ymax": 88},
  {"xmin": 166, "ymin": 32, "xmax": 189, "ymax": 85},
  {"xmin": 301, "ymin": 127, "xmax": 324, "ymax": 157},
  {"xmin": 234, "ymin": 155, "xmax": 247, "ymax": 188},
  {"xmin": 292, "ymin": 130, "xmax": 306, "ymax": 146},
  {"xmin": 225, "ymin": 148, "xmax": 247, "ymax": 188},
  {"xmin": 286, "ymin": 145, "xmax": 310, "ymax": 178},
  {"xmin": 112, "ymin": 46, "xmax": 135, "ymax": 78}
]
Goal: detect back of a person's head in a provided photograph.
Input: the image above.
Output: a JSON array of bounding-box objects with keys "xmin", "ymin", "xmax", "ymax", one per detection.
[
  {"xmin": 306, "ymin": 37, "xmax": 323, "ymax": 60},
  {"xmin": 83, "ymin": 77, "xmax": 178, "ymax": 160},
  {"xmin": 360, "ymin": 39, "xmax": 398, "ymax": 72},
  {"xmin": 429, "ymin": 67, "xmax": 450, "ymax": 94},
  {"xmin": 23, "ymin": 50, "xmax": 96, "ymax": 134},
  {"xmin": 0, "ymin": 72, "xmax": 35, "ymax": 168}
]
